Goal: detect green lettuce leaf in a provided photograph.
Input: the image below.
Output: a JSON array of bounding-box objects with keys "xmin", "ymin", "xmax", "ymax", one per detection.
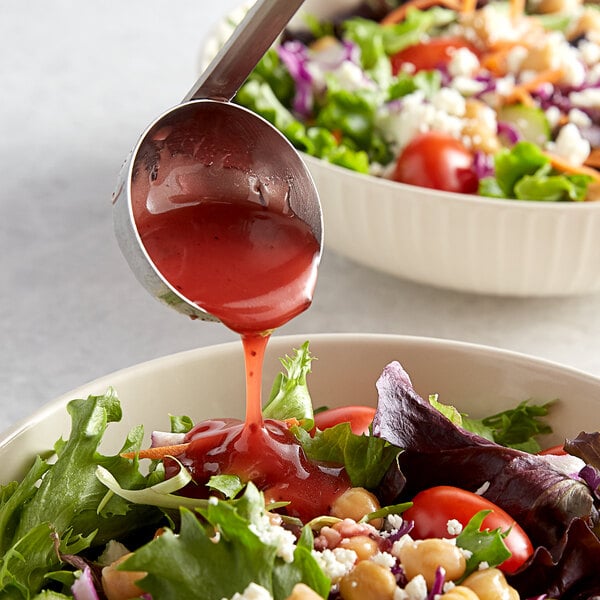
[
  {"xmin": 456, "ymin": 510, "xmax": 512, "ymax": 577},
  {"xmin": 263, "ymin": 341, "xmax": 315, "ymax": 430},
  {"xmin": 479, "ymin": 141, "xmax": 592, "ymax": 201},
  {"xmin": 0, "ymin": 389, "xmax": 162, "ymax": 597},
  {"xmin": 293, "ymin": 423, "xmax": 400, "ymax": 489},
  {"xmin": 429, "ymin": 394, "xmax": 553, "ymax": 453},
  {"xmin": 121, "ymin": 483, "xmax": 330, "ymax": 600}
]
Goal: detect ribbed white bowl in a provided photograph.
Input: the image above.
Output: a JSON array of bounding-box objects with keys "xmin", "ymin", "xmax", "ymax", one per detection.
[
  {"xmin": 304, "ymin": 155, "xmax": 600, "ymax": 297},
  {"xmin": 202, "ymin": 0, "xmax": 600, "ymax": 297}
]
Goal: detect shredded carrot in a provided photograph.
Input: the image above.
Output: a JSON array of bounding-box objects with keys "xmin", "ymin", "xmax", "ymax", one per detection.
[
  {"xmin": 545, "ymin": 152, "xmax": 600, "ymax": 183},
  {"xmin": 510, "ymin": 0, "xmax": 525, "ymax": 21},
  {"xmin": 585, "ymin": 148, "xmax": 600, "ymax": 170},
  {"xmin": 518, "ymin": 68, "xmax": 565, "ymax": 92},
  {"xmin": 503, "ymin": 69, "xmax": 565, "ymax": 106},
  {"xmin": 121, "ymin": 443, "xmax": 191, "ymax": 461},
  {"xmin": 461, "ymin": 0, "xmax": 477, "ymax": 14},
  {"xmin": 478, "ymin": 40, "xmax": 526, "ymax": 75},
  {"xmin": 380, "ymin": 0, "xmax": 463, "ymax": 25},
  {"xmin": 504, "ymin": 87, "xmax": 536, "ymax": 107}
]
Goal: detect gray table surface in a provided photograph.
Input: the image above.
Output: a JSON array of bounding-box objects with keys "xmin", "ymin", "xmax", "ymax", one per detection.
[{"xmin": 3, "ymin": 0, "xmax": 600, "ymax": 434}]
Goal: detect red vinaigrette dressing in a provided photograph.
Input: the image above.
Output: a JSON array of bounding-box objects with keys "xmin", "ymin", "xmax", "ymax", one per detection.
[{"xmin": 134, "ymin": 194, "xmax": 351, "ymax": 521}]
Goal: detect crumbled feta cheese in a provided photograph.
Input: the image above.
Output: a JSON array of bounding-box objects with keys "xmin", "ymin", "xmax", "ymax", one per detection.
[
  {"xmin": 208, "ymin": 496, "xmax": 219, "ymax": 505},
  {"xmin": 505, "ymin": 46, "xmax": 528, "ymax": 74},
  {"xmin": 386, "ymin": 513, "xmax": 405, "ymax": 532},
  {"xmin": 405, "ymin": 574, "xmax": 428, "ymax": 600},
  {"xmin": 579, "ymin": 40, "xmax": 600, "ymax": 66},
  {"xmin": 460, "ymin": 548, "xmax": 474, "ymax": 560},
  {"xmin": 249, "ymin": 515, "xmax": 297, "ymax": 563},
  {"xmin": 447, "ymin": 519, "xmax": 463, "ymax": 536},
  {"xmin": 545, "ymin": 106, "xmax": 562, "ymax": 129},
  {"xmin": 224, "ymin": 582, "xmax": 274, "ymax": 600},
  {"xmin": 478, "ymin": 561, "xmax": 490, "ymax": 571},
  {"xmin": 499, "ymin": 73, "xmax": 517, "ymax": 93},
  {"xmin": 312, "ymin": 548, "xmax": 357, "ymax": 582},
  {"xmin": 377, "ymin": 90, "xmax": 465, "ymax": 151},
  {"xmin": 451, "ymin": 76, "xmax": 487, "ymax": 97},
  {"xmin": 391, "ymin": 534, "xmax": 415, "ymax": 557},
  {"xmin": 334, "ymin": 60, "xmax": 376, "ymax": 92},
  {"xmin": 569, "ymin": 108, "xmax": 592, "ymax": 129},
  {"xmin": 394, "ymin": 588, "xmax": 409, "ymax": 600},
  {"xmin": 371, "ymin": 551, "xmax": 397, "ymax": 569},
  {"xmin": 448, "ymin": 47, "xmax": 480, "ymax": 78},
  {"xmin": 546, "ymin": 123, "xmax": 590, "ymax": 165},
  {"xmin": 443, "ymin": 581, "xmax": 457, "ymax": 593},
  {"xmin": 570, "ymin": 88, "xmax": 600, "ymax": 109},
  {"xmin": 431, "ymin": 88, "xmax": 466, "ymax": 117},
  {"xmin": 586, "ymin": 63, "xmax": 600, "ymax": 85},
  {"xmin": 558, "ymin": 44, "xmax": 586, "ymax": 87}
]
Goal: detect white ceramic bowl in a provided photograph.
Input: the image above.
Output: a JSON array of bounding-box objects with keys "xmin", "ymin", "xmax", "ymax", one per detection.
[
  {"xmin": 202, "ymin": 0, "xmax": 600, "ymax": 297},
  {"xmin": 2, "ymin": 333, "xmax": 599, "ymax": 485}
]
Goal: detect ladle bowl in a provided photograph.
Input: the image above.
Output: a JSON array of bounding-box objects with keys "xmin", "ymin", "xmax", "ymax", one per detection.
[{"xmin": 112, "ymin": 0, "xmax": 322, "ymax": 321}]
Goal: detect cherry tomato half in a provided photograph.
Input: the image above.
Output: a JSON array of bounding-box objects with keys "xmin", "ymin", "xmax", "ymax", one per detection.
[
  {"xmin": 313, "ymin": 406, "xmax": 376, "ymax": 435},
  {"xmin": 403, "ymin": 485, "xmax": 534, "ymax": 574},
  {"xmin": 392, "ymin": 132, "xmax": 479, "ymax": 194},
  {"xmin": 390, "ymin": 37, "xmax": 480, "ymax": 74}
]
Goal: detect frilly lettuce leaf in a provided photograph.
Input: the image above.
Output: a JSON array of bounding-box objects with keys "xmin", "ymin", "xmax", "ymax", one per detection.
[
  {"xmin": 479, "ymin": 142, "xmax": 592, "ymax": 201},
  {"xmin": 0, "ymin": 389, "xmax": 162, "ymax": 597},
  {"xmin": 293, "ymin": 422, "xmax": 400, "ymax": 489},
  {"xmin": 263, "ymin": 341, "xmax": 315, "ymax": 430}
]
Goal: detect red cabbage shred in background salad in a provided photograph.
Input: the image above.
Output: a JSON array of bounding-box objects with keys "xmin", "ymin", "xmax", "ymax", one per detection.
[
  {"xmin": 232, "ymin": 0, "xmax": 600, "ymax": 201},
  {"xmin": 0, "ymin": 342, "xmax": 599, "ymax": 599}
]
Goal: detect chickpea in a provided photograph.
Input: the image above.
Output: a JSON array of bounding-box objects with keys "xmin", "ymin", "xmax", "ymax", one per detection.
[
  {"xmin": 462, "ymin": 100, "xmax": 501, "ymax": 154},
  {"xmin": 570, "ymin": 7, "xmax": 600, "ymax": 41},
  {"xmin": 441, "ymin": 586, "xmax": 481, "ymax": 600},
  {"xmin": 339, "ymin": 560, "xmax": 397, "ymax": 600},
  {"xmin": 101, "ymin": 553, "xmax": 146, "ymax": 600},
  {"xmin": 339, "ymin": 535, "xmax": 379, "ymax": 561},
  {"xmin": 462, "ymin": 568, "xmax": 520, "ymax": 600},
  {"xmin": 286, "ymin": 582, "xmax": 324, "ymax": 600},
  {"xmin": 535, "ymin": 0, "xmax": 582, "ymax": 14},
  {"xmin": 330, "ymin": 487, "xmax": 383, "ymax": 528},
  {"xmin": 398, "ymin": 539, "xmax": 466, "ymax": 588}
]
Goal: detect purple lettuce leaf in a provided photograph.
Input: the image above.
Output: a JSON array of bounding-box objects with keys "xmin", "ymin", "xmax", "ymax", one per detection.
[
  {"xmin": 371, "ymin": 361, "xmax": 598, "ymax": 549},
  {"xmin": 565, "ymin": 431, "xmax": 600, "ymax": 469},
  {"xmin": 507, "ymin": 518, "xmax": 600, "ymax": 599}
]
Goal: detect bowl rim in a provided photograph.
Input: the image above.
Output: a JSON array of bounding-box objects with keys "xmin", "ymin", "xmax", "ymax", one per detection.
[
  {"xmin": 301, "ymin": 153, "xmax": 600, "ymax": 212},
  {"xmin": 3, "ymin": 332, "xmax": 600, "ymax": 451}
]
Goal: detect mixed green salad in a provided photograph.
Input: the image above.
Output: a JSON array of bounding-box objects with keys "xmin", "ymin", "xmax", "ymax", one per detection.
[
  {"xmin": 1, "ymin": 342, "xmax": 599, "ymax": 599},
  {"xmin": 228, "ymin": 0, "xmax": 600, "ymax": 200}
]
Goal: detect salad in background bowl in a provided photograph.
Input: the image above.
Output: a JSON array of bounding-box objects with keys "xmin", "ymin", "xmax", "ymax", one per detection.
[
  {"xmin": 202, "ymin": 0, "xmax": 600, "ymax": 296},
  {"xmin": 1, "ymin": 333, "xmax": 599, "ymax": 598}
]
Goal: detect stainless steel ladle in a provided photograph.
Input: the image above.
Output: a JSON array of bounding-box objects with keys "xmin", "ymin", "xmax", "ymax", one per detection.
[{"xmin": 113, "ymin": 0, "xmax": 322, "ymax": 322}]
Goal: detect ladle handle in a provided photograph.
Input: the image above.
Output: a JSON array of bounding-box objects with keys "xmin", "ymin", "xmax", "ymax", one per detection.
[{"xmin": 183, "ymin": 0, "xmax": 305, "ymax": 102}]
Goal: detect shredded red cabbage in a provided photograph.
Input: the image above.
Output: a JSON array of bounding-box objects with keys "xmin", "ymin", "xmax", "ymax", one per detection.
[
  {"xmin": 277, "ymin": 41, "xmax": 314, "ymax": 117},
  {"xmin": 497, "ymin": 121, "xmax": 521, "ymax": 144},
  {"xmin": 428, "ymin": 566, "xmax": 446, "ymax": 599},
  {"xmin": 473, "ymin": 150, "xmax": 495, "ymax": 179}
]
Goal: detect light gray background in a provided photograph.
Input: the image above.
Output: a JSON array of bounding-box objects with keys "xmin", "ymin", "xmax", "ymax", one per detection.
[{"xmin": 3, "ymin": 0, "xmax": 600, "ymax": 433}]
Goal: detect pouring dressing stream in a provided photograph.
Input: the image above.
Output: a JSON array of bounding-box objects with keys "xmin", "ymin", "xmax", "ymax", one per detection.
[{"xmin": 113, "ymin": 0, "xmax": 347, "ymax": 518}]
